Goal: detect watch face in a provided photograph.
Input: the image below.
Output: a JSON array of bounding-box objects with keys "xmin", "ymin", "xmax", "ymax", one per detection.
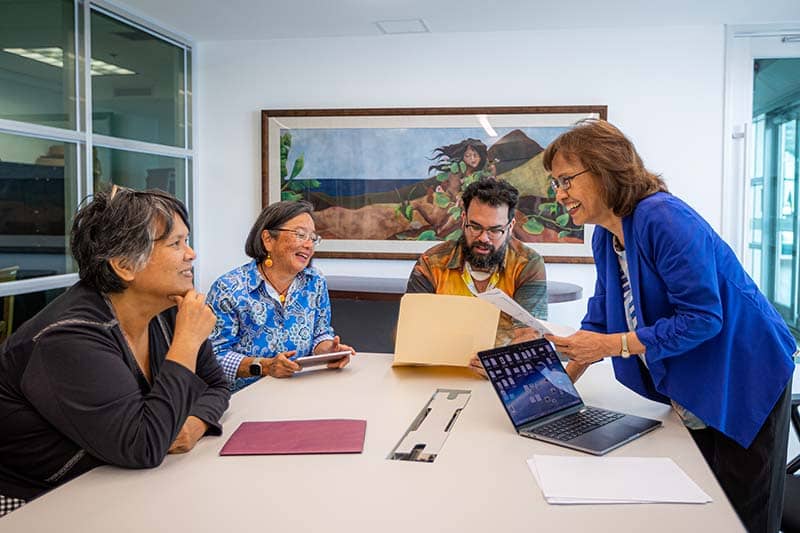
[{"xmin": 249, "ymin": 360, "xmax": 262, "ymax": 376}]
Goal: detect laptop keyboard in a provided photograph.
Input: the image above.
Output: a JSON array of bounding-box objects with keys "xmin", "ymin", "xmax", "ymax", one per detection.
[{"xmin": 533, "ymin": 407, "xmax": 625, "ymax": 442}]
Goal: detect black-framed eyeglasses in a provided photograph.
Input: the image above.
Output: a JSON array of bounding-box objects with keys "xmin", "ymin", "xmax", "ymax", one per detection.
[
  {"xmin": 274, "ymin": 228, "xmax": 322, "ymax": 246},
  {"xmin": 463, "ymin": 221, "xmax": 510, "ymax": 239},
  {"xmin": 549, "ymin": 169, "xmax": 590, "ymax": 192}
]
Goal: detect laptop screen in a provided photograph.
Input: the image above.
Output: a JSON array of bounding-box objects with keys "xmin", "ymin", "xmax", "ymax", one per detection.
[{"xmin": 479, "ymin": 339, "xmax": 582, "ymax": 428}]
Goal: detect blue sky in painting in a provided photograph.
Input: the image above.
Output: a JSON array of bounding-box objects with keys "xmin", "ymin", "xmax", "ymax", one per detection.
[{"xmin": 282, "ymin": 126, "xmax": 567, "ymax": 180}]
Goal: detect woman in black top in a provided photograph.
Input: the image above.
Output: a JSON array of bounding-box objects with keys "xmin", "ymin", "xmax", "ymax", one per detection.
[{"xmin": 0, "ymin": 187, "xmax": 230, "ymax": 515}]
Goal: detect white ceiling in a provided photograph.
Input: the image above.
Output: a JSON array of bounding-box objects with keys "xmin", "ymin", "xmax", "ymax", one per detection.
[{"xmin": 113, "ymin": 0, "xmax": 800, "ymax": 42}]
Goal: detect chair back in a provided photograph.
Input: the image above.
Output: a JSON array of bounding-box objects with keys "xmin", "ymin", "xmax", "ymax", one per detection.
[{"xmin": 0, "ymin": 265, "xmax": 19, "ymax": 342}]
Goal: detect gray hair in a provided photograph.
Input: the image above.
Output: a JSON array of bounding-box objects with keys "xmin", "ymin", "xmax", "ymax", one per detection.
[
  {"xmin": 70, "ymin": 186, "xmax": 190, "ymax": 293},
  {"xmin": 245, "ymin": 200, "xmax": 314, "ymax": 261}
]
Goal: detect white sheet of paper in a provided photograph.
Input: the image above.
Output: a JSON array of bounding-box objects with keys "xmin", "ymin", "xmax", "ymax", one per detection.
[
  {"xmin": 393, "ymin": 293, "xmax": 500, "ymax": 367},
  {"xmin": 527, "ymin": 459, "xmax": 646, "ymax": 504},
  {"xmin": 476, "ymin": 288, "xmax": 576, "ymax": 337},
  {"xmin": 527, "ymin": 455, "xmax": 712, "ymax": 505}
]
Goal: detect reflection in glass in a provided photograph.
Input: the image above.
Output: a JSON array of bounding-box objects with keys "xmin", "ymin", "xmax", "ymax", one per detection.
[
  {"xmin": 94, "ymin": 147, "xmax": 186, "ymax": 202},
  {"xmin": 0, "ymin": 132, "xmax": 78, "ymax": 280},
  {"xmin": 774, "ymin": 120, "xmax": 796, "ymax": 307},
  {"xmin": 91, "ymin": 10, "xmax": 186, "ymax": 147},
  {"xmin": 0, "ymin": 0, "xmax": 76, "ymax": 130}
]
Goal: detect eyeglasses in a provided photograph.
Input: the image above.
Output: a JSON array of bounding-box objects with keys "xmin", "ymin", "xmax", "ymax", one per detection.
[
  {"xmin": 549, "ymin": 169, "xmax": 590, "ymax": 192},
  {"xmin": 463, "ymin": 221, "xmax": 510, "ymax": 239},
  {"xmin": 274, "ymin": 228, "xmax": 322, "ymax": 246}
]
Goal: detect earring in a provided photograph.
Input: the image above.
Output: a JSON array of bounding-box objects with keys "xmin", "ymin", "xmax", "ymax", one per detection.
[{"xmin": 264, "ymin": 253, "xmax": 273, "ymax": 268}]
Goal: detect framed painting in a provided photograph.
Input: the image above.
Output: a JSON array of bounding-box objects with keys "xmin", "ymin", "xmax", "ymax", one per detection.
[{"xmin": 261, "ymin": 105, "xmax": 607, "ymax": 262}]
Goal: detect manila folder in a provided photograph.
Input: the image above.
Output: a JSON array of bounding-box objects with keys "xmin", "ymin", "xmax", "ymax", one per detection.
[{"xmin": 393, "ymin": 293, "xmax": 500, "ymax": 367}]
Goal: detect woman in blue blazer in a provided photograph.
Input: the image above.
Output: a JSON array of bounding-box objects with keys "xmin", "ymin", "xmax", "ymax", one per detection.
[{"xmin": 543, "ymin": 119, "xmax": 795, "ymax": 533}]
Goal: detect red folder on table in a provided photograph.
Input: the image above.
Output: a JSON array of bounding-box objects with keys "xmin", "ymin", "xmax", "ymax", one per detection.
[{"xmin": 219, "ymin": 419, "xmax": 367, "ymax": 455}]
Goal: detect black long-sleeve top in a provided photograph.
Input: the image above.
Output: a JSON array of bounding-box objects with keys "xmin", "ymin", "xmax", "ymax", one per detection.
[{"xmin": 0, "ymin": 282, "xmax": 230, "ymax": 500}]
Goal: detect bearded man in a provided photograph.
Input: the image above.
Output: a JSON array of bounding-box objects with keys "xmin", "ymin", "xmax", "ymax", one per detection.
[{"xmin": 406, "ymin": 179, "xmax": 548, "ymax": 358}]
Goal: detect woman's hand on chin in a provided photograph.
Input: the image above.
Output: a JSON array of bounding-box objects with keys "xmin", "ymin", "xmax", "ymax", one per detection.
[{"xmin": 172, "ymin": 290, "xmax": 216, "ymax": 350}]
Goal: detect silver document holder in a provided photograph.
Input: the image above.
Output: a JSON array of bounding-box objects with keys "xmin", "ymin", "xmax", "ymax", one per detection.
[{"xmin": 388, "ymin": 388, "xmax": 471, "ymax": 462}]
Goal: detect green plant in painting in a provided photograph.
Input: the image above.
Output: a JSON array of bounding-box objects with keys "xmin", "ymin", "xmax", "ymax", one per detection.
[
  {"xmin": 394, "ymin": 185, "xmax": 420, "ymax": 222},
  {"xmin": 280, "ymin": 133, "xmax": 320, "ymax": 201},
  {"xmin": 521, "ymin": 185, "xmax": 582, "ymax": 239}
]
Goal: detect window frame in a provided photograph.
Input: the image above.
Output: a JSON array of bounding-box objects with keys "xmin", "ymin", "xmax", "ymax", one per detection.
[{"xmin": 0, "ymin": 0, "xmax": 196, "ymax": 300}]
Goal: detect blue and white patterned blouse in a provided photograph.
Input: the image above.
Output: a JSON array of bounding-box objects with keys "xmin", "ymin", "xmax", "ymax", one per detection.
[{"xmin": 206, "ymin": 260, "xmax": 334, "ymax": 390}]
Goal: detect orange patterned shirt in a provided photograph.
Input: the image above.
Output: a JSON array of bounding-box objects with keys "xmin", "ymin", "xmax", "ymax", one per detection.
[{"xmin": 406, "ymin": 238, "xmax": 547, "ymax": 346}]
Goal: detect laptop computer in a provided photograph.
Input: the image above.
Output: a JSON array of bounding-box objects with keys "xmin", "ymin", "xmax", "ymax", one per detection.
[{"xmin": 478, "ymin": 338, "xmax": 661, "ymax": 455}]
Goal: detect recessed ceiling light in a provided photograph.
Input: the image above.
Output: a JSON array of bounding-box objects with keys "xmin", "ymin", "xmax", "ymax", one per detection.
[
  {"xmin": 2, "ymin": 47, "xmax": 136, "ymax": 76},
  {"xmin": 375, "ymin": 19, "xmax": 430, "ymax": 35}
]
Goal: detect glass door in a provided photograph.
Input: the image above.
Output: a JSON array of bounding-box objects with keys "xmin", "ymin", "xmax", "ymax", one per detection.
[{"xmin": 750, "ymin": 58, "xmax": 800, "ymax": 331}]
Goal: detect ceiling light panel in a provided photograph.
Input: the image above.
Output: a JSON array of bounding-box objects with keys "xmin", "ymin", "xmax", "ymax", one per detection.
[{"xmin": 375, "ymin": 18, "xmax": 430, "ymax": 35}]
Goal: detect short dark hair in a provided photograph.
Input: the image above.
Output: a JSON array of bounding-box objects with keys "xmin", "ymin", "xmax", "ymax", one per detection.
[
  {"xmin": 461, "ymin": 179, "xmax": 519, "ymax": 222},
  {"xmin": 245, "ymin": 200, "xmax": 314, "ymax": 261},
  {"xmin": 70, "ymin": 186, "xmax": 190, "ymax": 293},
  {"xmin": 542, "ymin": 119, "xmax": 668, "ymax": 217}
]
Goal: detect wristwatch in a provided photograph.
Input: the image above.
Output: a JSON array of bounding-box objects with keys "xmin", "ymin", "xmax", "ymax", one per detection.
[
  {"xmin": 620, "ymin": 333, "xmax": 631, "ymax": 358},
  {"xmin": 249, "ymin": 358, "xmax": 263, "ymax": 376}
]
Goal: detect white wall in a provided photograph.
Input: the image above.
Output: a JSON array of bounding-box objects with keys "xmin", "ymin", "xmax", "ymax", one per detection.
[{"xmin": 196, "ymin": 24, "xmax": 725, "ymax": 329}]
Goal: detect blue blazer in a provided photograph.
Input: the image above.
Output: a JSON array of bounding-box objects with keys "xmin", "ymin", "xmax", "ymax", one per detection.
[{"xmin": 583, "ymin": 192, "xmax": 795, "ymax": 448}]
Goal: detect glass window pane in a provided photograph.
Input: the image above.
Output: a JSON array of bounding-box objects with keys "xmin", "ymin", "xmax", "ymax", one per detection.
[
  {"xmin": 94, "ymin": 147, "xmax": 186, "ymax": 202},
  {"xmin": 754, "ymin": 117, "xmax": 765, "ymax": 178},
  {"xmin": 752, "ymin": 250, "xmax": 761, "ymax": 289},
  {"xmin": 0, "ymin": 132, "xmax": 78, "ymax": 281},
  {"xmin": 0, "ymin": 0, "xmax": 77, "ymax": 130},
  {"xmin": 91, "ymin": 10, "xmax": 186, "ymax": 147},
  {"xmin": 186, "ymin": 49, "xmax": 192, "ymax": 149}
]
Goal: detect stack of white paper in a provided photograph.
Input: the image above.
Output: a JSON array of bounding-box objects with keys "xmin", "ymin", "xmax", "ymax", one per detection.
[{"xmin": 527, "ymin": 455, "xmax": 712, "ymax": 505}]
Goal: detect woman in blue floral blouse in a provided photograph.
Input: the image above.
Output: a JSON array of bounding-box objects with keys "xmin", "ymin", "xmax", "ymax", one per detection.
[{"xmin": 207, "ymin": 201, "xmax": 355, "ymax": 390}]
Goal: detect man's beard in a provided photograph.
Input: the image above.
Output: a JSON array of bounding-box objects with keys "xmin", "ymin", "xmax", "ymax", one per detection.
[{"xmin": 461, "ymin": 237, "xmax": 507, "ymax": 270}]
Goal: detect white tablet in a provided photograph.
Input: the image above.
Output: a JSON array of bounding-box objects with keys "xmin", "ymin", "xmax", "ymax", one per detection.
[{"xmin": 295, "ymin": 350, "xmax": 350, "ymax": 367}]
